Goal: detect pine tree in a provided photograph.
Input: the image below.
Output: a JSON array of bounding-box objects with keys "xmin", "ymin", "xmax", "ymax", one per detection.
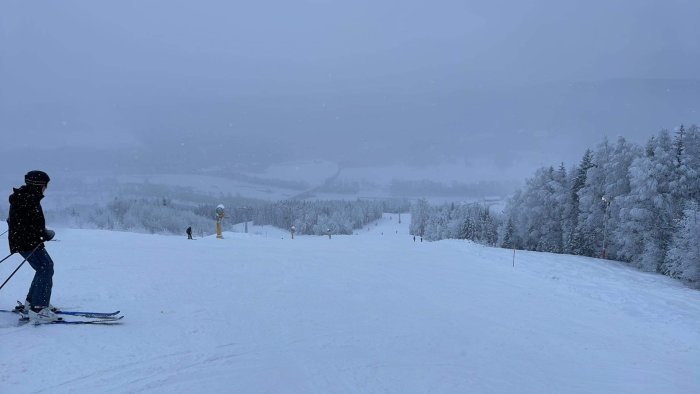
[
  {"xmin": 681, "ymin": 125, "xmax": 700, "ymax": 202},
  {"xmin": 483, "ymin": 211, "xmax": 498, "ymax": 245},
  {"xmin": 674, "ymin": 124, "xmax": 686, "ymax": 166},
  {"xmin": 664, "ymin": 201, "xmax": 700, "ymax": 282},
  {"xmin": 567, "ymin": 149, "xmax": 594, "ymax": 254},
  {"xmin": 410, "ymin": 199, "xmax": 430, "ymax": 237},
  {"xmin": 501, "ymin": 217, "xmax": 515, "ymax": 249},
  {"xmin": 621, "ymin": 131, "xmax": 676, "ymax": 272}
]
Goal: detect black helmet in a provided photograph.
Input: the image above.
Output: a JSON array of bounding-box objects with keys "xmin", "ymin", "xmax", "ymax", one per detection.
[{"xmin": 25, "ymin": 170, "xmax": 50, "ymax": 186}]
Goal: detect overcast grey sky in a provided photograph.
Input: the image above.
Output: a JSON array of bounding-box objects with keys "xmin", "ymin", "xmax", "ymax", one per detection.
[{"xmin": 1, "ymin": 0, "xmax": 699, "ymax": 179}]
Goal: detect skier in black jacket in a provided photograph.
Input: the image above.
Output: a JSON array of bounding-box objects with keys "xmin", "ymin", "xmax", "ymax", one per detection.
[{"xmin": 7, "ymin": 170, "xmax": 59, "ymax": 322}]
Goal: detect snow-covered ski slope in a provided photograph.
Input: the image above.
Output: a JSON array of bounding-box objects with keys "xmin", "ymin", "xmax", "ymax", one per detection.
[{"xmin": 1, "ymin": 215, "xmax": 698, "ymax": 394}]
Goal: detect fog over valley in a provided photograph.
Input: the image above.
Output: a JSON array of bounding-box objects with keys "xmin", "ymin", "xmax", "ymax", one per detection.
[{"xmin": 1, "ymin": 0, "xmax": 698, "ymax": 199}]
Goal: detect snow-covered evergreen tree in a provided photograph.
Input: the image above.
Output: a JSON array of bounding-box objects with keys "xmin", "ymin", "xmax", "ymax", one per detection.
[
  {"xmin": 409, "ymin": 199, "xmax": 430, "ymax": 237},
  {"xmin": 566, "ymin": 149, "xmax": 594, "ymax": 254},
  {"xmin": 501, "ymin": 217, "xmax": 515, "ymax": 249},
  {"xmin": 623, "ymin": 131, "xmax": 677, "ymax": 271},
  {"xmin": 664, "ymin": 201, "xmax": 700, "ymax": 282},
  {"xmin": 603, "ymin": 138, "xmax": 642, "ymax": 259},
  {"xmin": 575, "ymin": 140, "xmax": 611, "ymax": 257}
]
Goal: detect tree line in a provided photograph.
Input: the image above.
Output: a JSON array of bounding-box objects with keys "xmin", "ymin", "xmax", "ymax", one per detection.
[
  {"xmin": 38, "ymin": 193, "xmax": 409, "ymax": 238},
  {"xmin": 410, "ymin": 199, "xmax": 499, "ymax": 244},
  {"xmin": 252, "ymin": 199, "xmax": 409, "ymax": 235},
  {"xmin": 411, "ymin": 125, "xmax": 700, "ymax": 285}
]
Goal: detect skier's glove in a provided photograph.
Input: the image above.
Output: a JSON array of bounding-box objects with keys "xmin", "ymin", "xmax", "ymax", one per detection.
[{"xmin": 44, "ymin": 229, "xmax": 55, "ymax": 241}]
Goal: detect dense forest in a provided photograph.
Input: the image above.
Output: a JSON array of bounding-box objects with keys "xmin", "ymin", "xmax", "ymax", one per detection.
[{"xmin": 411, "ymin": 125, "xmax": 700, "ymax": 284}]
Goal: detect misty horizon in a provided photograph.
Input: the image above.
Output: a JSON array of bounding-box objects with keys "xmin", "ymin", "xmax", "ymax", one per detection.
[{"xmin": 1, "ymin": 1, "xmax": 699, "ymax": 188}]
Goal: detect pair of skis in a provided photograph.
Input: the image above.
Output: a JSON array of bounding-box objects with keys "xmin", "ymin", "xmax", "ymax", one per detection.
[{"xmin": 1, "ymin": 302, "xmax": 123, "ymax": 325}]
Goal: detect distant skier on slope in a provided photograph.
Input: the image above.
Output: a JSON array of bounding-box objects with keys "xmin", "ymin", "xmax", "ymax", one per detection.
[
  {"xmin": 186, "ymin": 226, "xmax": 193, "ymax": 240},
  {"xmin": 7, "ymin": 171, "xmax": 60, "ymax": 323}
]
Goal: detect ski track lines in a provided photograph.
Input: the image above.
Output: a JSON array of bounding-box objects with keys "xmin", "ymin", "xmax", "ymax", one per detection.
[{"xmin": 1, "ymin": 215, "xmax": 700, "ymax": 393}]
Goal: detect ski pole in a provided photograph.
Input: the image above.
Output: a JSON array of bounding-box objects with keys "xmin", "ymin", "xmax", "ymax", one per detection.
[
  {"xmin": 0, "ymin": 245, "xmax": 40, "ymax": 292},
  {"xmin": 0, "ymin": 229, "xmax": 7, "ymax": 237},
  {"xmin": 0, "ymin": 253, "xmax": 14, "ymax": 265}
]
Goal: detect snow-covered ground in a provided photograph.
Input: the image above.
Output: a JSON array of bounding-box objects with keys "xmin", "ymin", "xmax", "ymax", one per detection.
[{"xmin": 1, "ymin": 215, "xmax": 699, "ymax": 393}]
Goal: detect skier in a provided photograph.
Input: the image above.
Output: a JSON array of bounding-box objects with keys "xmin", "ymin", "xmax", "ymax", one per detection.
[
  {"xmin": 7, "ymin": 171, "xmax": 59, "ymax": 323},
  {"xmin": 186, "ymin": 226, "xmax": 193, "ymax": 240}
]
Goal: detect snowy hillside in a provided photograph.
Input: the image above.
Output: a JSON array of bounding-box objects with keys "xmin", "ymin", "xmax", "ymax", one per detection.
[
  {"xmin": 1, "ymin": 215, "xmax": 699, "ymax": 393},
  {"xmin": 31, "ymin": 159, "xmax": 512, "ymax": 208}
]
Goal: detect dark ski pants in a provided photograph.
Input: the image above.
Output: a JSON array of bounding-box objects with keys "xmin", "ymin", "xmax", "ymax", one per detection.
[{"xmin": 20, "ymin": 248, "xmax": 54, "ymax": 308}]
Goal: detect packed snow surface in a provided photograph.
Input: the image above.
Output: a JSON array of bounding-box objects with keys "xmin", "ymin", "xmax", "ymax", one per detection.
[{"xmin": 1, "ymin": 215, "xmax": 698, "ymax": 393}]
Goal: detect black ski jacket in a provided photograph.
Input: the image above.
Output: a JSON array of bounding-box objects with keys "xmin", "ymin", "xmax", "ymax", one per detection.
[{"xmin": 7, "ymin": 186, "xmax": 50, "ymax": 253}]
